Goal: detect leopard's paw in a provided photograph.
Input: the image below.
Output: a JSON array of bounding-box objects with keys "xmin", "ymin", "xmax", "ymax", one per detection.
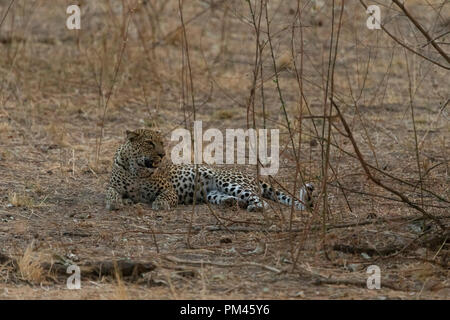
[
  {"xmin": 106, "ymin": 200, "xmax": 118, "ymax": 211},
  {"xmin": 106, "ymin": 187, "xmax": 135, "ymax": 211},
  {"xmin": 247, "ymin": 200, "xmax": 268, "ymax": 212},
  {"xmin": 151, "ymin": 200, "xmax": 171, "ymax": 211}
]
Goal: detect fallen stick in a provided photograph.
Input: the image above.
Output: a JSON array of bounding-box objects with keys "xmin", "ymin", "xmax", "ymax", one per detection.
[
  {"xmin": 194, "ymin": 215, "xmax": 447, "ymax": 233},
  {"xmin": 0, "ymin": 253, "xmax": 156, "ymax": 279},
  {"xmin": 332, "ymin": 244, "xmax": 400, "ymax": 256},
  {"xmin": 332, "ymin": 231, "xmax": 449, "ymax": 259},
  {"xmin": 46, "ymin": 260, "xmax": 156, "ymax": 278}
]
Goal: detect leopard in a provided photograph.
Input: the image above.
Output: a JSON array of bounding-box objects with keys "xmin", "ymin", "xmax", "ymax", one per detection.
[{"xmin": 105, "ymin": 129, "xmax": 315, "ymax": 212}]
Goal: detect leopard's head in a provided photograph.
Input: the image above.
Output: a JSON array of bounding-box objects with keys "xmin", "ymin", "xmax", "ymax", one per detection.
[{"xmin": 119, "ymin": 129, "xmax": 166, "ymax": 175}]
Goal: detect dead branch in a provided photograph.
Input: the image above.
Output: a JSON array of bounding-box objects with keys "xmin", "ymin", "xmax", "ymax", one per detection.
[
  {"xmin": 391, "ymin": 0, "xmax": 450, "ymax": 64},
  {"xmin": 332, "ymin": 99, "xmax": 446, "ymax": 232},
  {"xmin": 332, "ymin": 244, "xmax": 401, "ymax": 256},
  {"xmin": 193, "ymin": 215, "xmax": 449, "ymax": 234},
  {"xmin": 359, "ymin": 0, "xmax": 450, "ymax": 70},
  {"xmin": 319, "ymin": 135, "xmax": 449, "ymax": 204},
  {"xmin": 0, "ymin": 253, "xmax": 156, "ymax": 280},
  {"xmin": 332, "ymin": 230, "xmax": 449, "ymax": 259},
  {"xmin": 0, "ymin": 0, "xmax": 15, "ymax": 29}
]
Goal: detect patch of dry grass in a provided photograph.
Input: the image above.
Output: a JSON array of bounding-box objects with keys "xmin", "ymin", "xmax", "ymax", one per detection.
[
  {"xmin": 8, "ymin": 192, "xmax": 35, "ymax": 208},
  {"xmin": 17, "ymin": 242, "xmax": 45, "ymax": 284},
  {"xmin": 112, "ymin": 265, "xmax": 130, "ymax": 300}
]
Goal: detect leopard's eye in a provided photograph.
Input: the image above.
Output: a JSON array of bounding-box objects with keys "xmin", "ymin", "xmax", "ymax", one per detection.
[{"xmin": 147, "ymin": 141, "xmax": 155, "ymax": 147}]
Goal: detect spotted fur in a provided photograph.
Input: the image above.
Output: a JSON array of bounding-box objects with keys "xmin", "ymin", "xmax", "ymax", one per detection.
[{"xmin": 106, "ymin": 129, "xmax": 315, "ymax": 212}]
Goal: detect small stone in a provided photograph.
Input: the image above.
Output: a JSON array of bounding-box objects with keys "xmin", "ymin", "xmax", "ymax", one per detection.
[
  {"xmin": 348, "ymin": 263, "xmax": 360, "ymax": 272},
  {"xmin": 227, "ymin": 247, "xmax": 237, "ymax": 254},
  {"xmin": 361, "ymin": 252, "xmax": 371, "ymax": 260}
]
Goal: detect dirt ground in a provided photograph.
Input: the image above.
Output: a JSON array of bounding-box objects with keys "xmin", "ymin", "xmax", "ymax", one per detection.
[{"xmin": 0, "ymin": 0, "xmax": 449, "ymax": 299}]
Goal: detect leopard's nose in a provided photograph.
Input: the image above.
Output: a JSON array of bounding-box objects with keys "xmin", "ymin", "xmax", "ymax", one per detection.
[{"xmin": 144, "ymin": 159, "xmax": 153, "ymax": 168}]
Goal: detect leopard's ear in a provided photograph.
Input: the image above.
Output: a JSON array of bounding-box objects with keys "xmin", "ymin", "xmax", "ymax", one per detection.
[
  {"xmin": 148, "ymin": 128, "xmax": 162, "ymax": 138},
  {"xmin": 126, "ymin": 130, "xmax": 139, "ymax": 141}
]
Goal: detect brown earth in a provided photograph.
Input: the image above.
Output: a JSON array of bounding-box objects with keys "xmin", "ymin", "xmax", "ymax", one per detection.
[{"xmin": 0, "ymin": 0, "xmax": 448, "ymax": 299}]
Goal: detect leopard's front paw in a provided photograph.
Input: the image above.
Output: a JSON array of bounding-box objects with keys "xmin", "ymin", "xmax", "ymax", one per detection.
[
  {"xmin": 122, "ymin": 198, "xmax": 134, "ymax": 206},
  {"xmin": 151, "ymin": 200, "xmax": 171, "ymax": 210},
  {"xmin": 106, "ymin": 198, "xmax": 134, "ymax": 211},
  {"xmin": 106, "ymin": 187, "xmax": 134, "ymax": 211},
  {"xmin": 106, "ymin": 201, "xmax": 117, "ymax": 211},
  {"xmin": 106, "ymin": 188, "xmax": 120, "ymax": 211}
]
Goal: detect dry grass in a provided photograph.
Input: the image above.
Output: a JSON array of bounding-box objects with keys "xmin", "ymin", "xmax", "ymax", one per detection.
[
  {"xmin": 0, "ymin": 0, "xmax": 448, "ymax": 300},
  {"xmin": 112, "ymin": 266, "xmax": 130, "ymax": 300},
  {"xmin": 7, "ymin": 192, "xmax": 34, "ymax": 208},
  {"xmin": 17, "ymin": 242, "xmax": 44, "ymax": 284}
]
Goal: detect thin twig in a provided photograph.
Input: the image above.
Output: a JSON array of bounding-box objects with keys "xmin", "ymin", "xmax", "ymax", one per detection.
[{"xmin": 164, "ymin": 255, "xmax": 282, "ymax": 274}]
